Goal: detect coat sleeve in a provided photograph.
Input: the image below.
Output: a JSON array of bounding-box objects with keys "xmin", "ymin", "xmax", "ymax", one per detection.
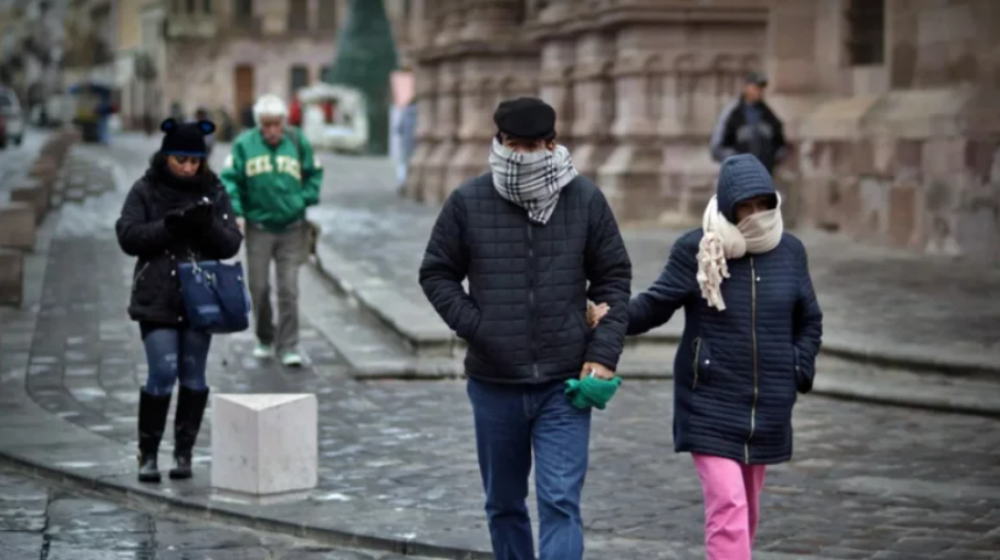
[
  {"xmin": 793, "ymin": 248, "xmax": 823, "ymax": 393},
  {"xmin": 220, "ymin": 140, "xmax": 248, "ymax": 217},
  {"xmin": 418, "ymin": 191, "xmax": 481, "ymax": 340},
  {"xmin": 583, "ymin": 190, "xmax": 632, "ymax": 371},
  {"xmin": 298, "ymin": 130, "xmax": 323, "ymax": 207},
  {"xmin": 196, "ymin": 187, "xmax": 244, "ymax": 260},
  {"xmin": 115, "ymin": 184, "xmax": 175, "ymax": 257},
  {"xmin": 627, "ymin": 236, "xmax": 698, "ymax": 336}
]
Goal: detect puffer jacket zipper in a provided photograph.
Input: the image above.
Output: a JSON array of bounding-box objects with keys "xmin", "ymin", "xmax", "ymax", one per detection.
[
  {"xmin": 527, "ymin": 222, "xmax": 539, "ymax": 379},
  {"xmin": 692, "ymin": 337, "xmax": 702, "ymax": 389},
  {"xmin": 745, "ymin": 257, "xmax": 760, "ymax": 464}
]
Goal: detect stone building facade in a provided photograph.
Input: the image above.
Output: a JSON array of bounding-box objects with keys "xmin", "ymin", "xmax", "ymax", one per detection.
[
  {"xmin": 157, "ymin": 0, "xmax": 414, "ymax": 124},
  {"xmin": 403, "ymin": 0, "xmax": 1000, "ymax": 262}
]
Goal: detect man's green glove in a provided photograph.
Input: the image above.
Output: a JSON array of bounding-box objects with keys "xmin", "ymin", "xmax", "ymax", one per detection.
[{"xmin": 564, "ymin": 375, "xmax": 622, "ymax": 410}]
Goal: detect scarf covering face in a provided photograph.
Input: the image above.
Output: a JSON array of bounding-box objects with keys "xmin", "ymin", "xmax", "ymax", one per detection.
[
  {"xmin": 489, "ymin": 138, "xmax": 578, "ymax": 225},
  {"xmin": 696, "ymin": 193, "xmax": 784, "ymax": 311}
]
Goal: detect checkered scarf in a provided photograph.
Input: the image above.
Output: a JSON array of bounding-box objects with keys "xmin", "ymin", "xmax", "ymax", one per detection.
[{"xmin": 489, "ymin": 138, "xmax": 578, "ymax": 225}]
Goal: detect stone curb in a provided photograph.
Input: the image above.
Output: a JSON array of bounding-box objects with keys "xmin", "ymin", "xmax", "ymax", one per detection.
[
  {"xmin": 0, "ymin": 440, "xmax": 490, "ymax": 560},
  {"xmin": 311, "ymin": 242, "xmax": 1000, "ymax": 376},
  {"xmin": 311, "ymin": 244, "xmax": 1000, "ymax": 417}
]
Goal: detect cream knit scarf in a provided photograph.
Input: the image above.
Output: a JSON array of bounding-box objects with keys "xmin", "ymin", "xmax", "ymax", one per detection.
[{"xmin": 696, "ymin": 193, "xmax": 784, "ymax": 311}]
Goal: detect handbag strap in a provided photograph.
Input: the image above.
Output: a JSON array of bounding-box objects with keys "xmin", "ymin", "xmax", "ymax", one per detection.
[{"xmin": 204, "ymin": 272, "xmax": 246, "ymax": 323}]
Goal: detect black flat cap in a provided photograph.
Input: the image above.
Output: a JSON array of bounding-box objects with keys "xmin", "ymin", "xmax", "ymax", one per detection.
[
  {"xmin": 493, "ymin": 97, "xmax": 556, "ymax": 140},
  {"xmin": 745, "ymin": 71, "xmax": 768, "ymax": 86}
]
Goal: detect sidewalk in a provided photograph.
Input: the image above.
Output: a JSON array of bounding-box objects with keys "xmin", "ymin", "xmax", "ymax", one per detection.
[
  {"xmin": 306, "ymin": 155, "xmax": 1000, "ymax": 410},
  {"xmin": 1, "ymin": 138, "xmax": 999, "ymax": 560}
]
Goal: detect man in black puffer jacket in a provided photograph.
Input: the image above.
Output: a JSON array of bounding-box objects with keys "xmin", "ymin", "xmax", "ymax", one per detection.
[{"xmin": 419, "ymin": 98, "xmax": 631, "ymax": 560}]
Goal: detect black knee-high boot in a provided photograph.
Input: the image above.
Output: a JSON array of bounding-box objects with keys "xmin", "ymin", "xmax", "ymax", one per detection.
[
  {"xmin": 138, "ymin": 389, "xmax": 172, "ymax": 483},
  {"xmin": 170, "ymin": 386, "xmax": 210, "ymax": 480}
]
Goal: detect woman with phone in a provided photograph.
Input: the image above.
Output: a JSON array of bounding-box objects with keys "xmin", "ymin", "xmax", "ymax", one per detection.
[{"xmin": 115, "ymin": 118, "xmax": 243, "ymax": 483}]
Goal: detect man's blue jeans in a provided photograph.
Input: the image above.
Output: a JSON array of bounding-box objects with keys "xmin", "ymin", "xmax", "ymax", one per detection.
[{"xmin": 467, "ymin": 377, "xmax": 592, "ymax": 560}]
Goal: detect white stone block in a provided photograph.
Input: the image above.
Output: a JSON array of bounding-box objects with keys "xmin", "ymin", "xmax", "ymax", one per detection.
[{"xmin": 210, "ymin": 393, "xmax": 318, "ymax": 495}]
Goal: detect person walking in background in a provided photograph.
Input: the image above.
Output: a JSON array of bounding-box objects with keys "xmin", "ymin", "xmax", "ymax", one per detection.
[
  {"xmin": 396, "ymin": 99, "xmax": 418, "ymax": 193},
  {"xmin": 193, "ymin": 107, "xmax": 216, "ymax": 157},
  {"xmin": 221, "ymin": 94, "xmax": 323, "ymax": 367},
  {"xmin": 115, "ymin": 118, "xmax": 243, "ymax": 483},
  {"xmin": 588, "ymin": 154, "xmax": 823, "ymax": 560},
  {"xmin": 710, "ymin": 72, "xmax": 788, "ymax": 175},
  {"xmin": 419, "ymin": 97, "xmax": 632, "ymax": 560}
]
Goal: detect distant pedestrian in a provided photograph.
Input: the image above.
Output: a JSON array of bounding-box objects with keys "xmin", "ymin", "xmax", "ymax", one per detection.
[
  {"xmin": 589, "ymin": 154, "xmax": 823, "ymax": 560},
  {"xmin": 419, "ymin": 97, "xmax": 632, "ymax": 560},
  {"xmin": 396, "ymin": 99, "xmax": 417, "ymax": 192},
  {"xmin": 221, "ymin": 94, "xmax": 324, "ymax": 367},
  {"xmin": 115, "ymin": 118, "xmax": 244, "ymax": 484},
  {"xmin": 193, "ymin": 107, "xmax": 215, "ymax": 157},
  {"xmin": 710, "ymin": 72, "xmax": 788, "ymax": 175}
]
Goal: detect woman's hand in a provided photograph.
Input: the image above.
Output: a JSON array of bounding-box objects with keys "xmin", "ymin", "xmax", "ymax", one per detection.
[{"xmin": 587, "ymin": 301, "xmax": 610, "ymax": 329}]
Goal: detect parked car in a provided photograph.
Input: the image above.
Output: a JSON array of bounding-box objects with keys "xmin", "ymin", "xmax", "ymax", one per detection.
[{"xmin": 0, "ymin": 87, "xmax": 26, "ymax": 146}]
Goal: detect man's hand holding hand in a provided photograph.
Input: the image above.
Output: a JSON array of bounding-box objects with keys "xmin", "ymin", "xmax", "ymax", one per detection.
[{"xmin": 581, "ymin": 362, "xmax": 615, "ymax": 380}]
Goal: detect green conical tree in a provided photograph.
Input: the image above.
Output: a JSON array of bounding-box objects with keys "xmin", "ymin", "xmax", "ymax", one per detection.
[{"xmin": 324, "ymin": 0, "xmax": 399, "ymax": 155}]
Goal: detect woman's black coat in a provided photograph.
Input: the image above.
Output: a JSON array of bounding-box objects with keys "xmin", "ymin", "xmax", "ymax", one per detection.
[{"xmin": 115, "ymin": 169, "xmax": 244, "ymax": 326}]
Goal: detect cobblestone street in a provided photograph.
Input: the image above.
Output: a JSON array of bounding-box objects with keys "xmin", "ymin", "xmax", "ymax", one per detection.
[{"xmin": 0, "ymin": 133, "xmax": 999, "ymax": 559}]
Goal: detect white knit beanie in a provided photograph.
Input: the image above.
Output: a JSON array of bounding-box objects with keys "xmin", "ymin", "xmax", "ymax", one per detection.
[{"xmin": 253, "ymin": 94, "xmax": 288, "ymax": 124}]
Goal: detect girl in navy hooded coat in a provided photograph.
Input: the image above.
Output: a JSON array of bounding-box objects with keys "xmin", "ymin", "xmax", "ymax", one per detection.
[{"xmin": 590, "ymin": 154, "xmax": 823, "ymax": 559}]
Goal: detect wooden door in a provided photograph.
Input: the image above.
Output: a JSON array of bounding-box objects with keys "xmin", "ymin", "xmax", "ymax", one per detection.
[{"xmin": 234, "ymin": 65, "xmax": 255, "ymax": 119}]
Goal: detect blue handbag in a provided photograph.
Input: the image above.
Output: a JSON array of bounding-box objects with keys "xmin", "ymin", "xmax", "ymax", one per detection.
[{"xmin": 177, "ymin": 258, "xmax": 251, "ymax": 334}]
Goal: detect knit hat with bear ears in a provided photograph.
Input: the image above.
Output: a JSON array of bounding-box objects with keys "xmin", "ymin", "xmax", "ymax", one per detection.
[{"xmin": 159, "ymin": 118, "xmax": 216, "ymax": 158}]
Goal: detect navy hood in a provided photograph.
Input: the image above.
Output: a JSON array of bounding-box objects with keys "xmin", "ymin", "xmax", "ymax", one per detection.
[{"xmin": 716, "ymin": 154, "xmax": 777, "ymax": 223}]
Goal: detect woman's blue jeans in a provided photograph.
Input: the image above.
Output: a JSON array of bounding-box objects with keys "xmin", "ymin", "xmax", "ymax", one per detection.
[{"xmin": 142, "ymin": 328, "xmax": 212, "ymax": 396}]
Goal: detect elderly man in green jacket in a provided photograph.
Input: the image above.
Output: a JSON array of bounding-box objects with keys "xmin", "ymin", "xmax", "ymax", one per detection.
[{"xmin": 220, "ymin": 93, "xmax": 324, "ymax": 367}]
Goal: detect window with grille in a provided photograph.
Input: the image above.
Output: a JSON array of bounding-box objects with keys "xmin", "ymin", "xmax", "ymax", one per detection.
[{"xmin": 846, "ymin": 0, "xmax": 885, "ymax": 66}]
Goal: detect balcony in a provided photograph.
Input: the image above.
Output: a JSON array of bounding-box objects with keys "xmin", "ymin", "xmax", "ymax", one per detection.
[{"xmin": 165, "ymin": 15, "xmax": 218, "ymax": 40}]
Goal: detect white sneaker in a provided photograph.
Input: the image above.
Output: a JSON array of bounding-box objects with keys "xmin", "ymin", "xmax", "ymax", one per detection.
[
  {"xmin": 252, "ymin": 343, "xmax": 273, "ymax": 359},
  {"xmin": 280, "ymin": 351, "xmax": 304, "ymax": 367}
]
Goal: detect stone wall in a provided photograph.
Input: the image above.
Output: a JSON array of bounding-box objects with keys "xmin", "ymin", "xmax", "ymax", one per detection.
[
  {"xmin": 405, "ymin": 0, "xmax": 768, "ymax": 223},
  {"xmin": 405, "ymin": 0, "xmax": 1000, "ymax": 261},
  {"xmin": 771, "ymin": 0, "xmax": 1000, "ymax": 262},
  {"xmin": 163, "ymin": 36, "xmax": 336, "ymax": 119}
]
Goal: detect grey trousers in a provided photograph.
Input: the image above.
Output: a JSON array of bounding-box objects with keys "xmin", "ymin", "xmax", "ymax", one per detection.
[{"xmin": 245, "ymin": 222, "xmax": 303, "ymax": 354}]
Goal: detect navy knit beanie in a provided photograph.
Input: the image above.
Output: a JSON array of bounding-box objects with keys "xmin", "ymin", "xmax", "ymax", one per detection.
[{"xmin": 159, "ymin": 118, "xmax": 216, "ymax": 157}]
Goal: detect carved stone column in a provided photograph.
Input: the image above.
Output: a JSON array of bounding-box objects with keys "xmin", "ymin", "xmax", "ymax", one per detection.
[
  {"xmin": 592, "ymin": 1, "xmax": 768, "ymax": 224},
  {"xmin": 439, "ymin": 1, "xmax": 541, "ymax": 194},
  {"xmin": 569, "ymin": 32, "xmax": 616, "ymax": 180},
  {"xmin": 434, "ymin": 0, "xmax": 468, "ymax": 46},
  {"xmin": 403, "ymin": 62, "xmax": 439, "ymax": 202},
  {"xmin": 535, "ymin": 33, "xmax": 577, "ymax": 146},
  {"xmin": 421, "ymin": 59, "xmax": 462, "ymax": 204},
  {"xmin": 458, "ymin": 0, "xmax": 524, "ymax": 41},
  {"xmin": 444, "ymin": 56, "xmax": 497, "ymax": 192},
  {"xmin": 597, "ymin": 26, "xmax": 669, "ymax": 222}
]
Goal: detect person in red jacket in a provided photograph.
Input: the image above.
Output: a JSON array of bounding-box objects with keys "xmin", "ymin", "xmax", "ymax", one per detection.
[{"xmin": 288, "ymin": 96, "xmax": 303, "ymax": 127}]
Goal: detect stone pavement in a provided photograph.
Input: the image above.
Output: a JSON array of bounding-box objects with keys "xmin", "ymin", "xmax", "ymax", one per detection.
[
  {"xmin": 0, "ymin": 134, "xmax": 999, "ymax": 559},
  {"xmin": 0, "ymin": 463, "xmax": 436, "ymax": 560},
  {"xmin": 308, "ymin": 156, "xmax": 1000, "ymax": 375}
]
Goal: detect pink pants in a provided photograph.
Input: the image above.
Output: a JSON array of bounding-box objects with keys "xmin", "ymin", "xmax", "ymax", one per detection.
[{"xmin": 693, "ymin": 453, "xmax": 768, "ymax": 560}]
